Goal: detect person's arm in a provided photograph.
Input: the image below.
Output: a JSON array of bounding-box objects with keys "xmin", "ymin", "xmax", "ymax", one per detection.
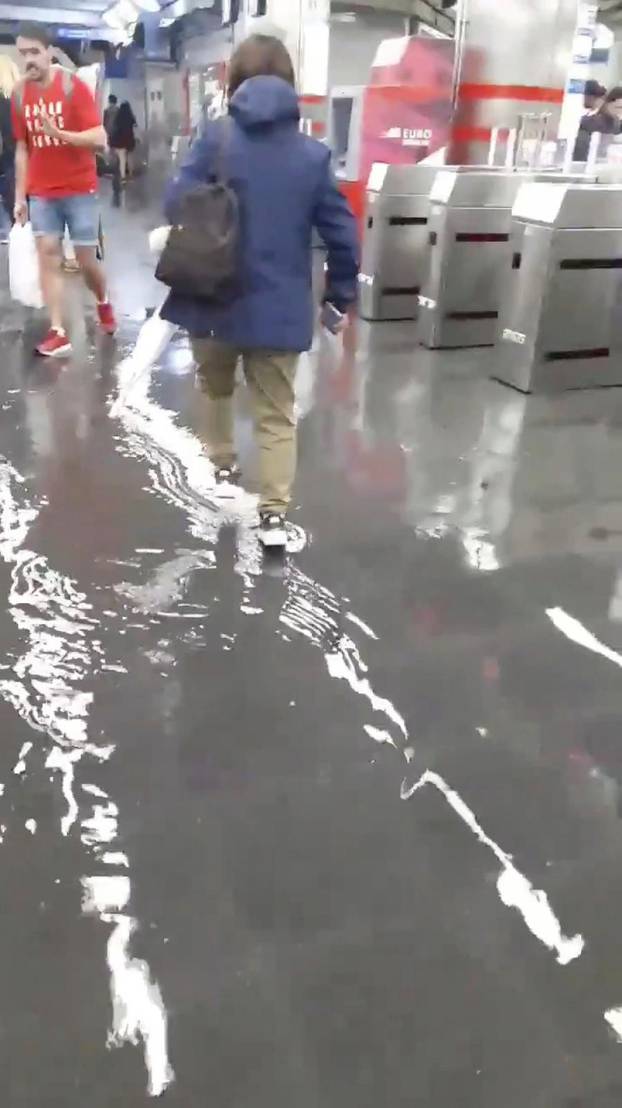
[
  {"xmin": 313, "ymin": 152, "xmax": 359, "ymax": 313},
  {"xmin": 40, "ymin": 114, "xmax": 106, "ymax": 150},
  {"xmin": 41, "ymin": 74, "xmax": 106, "ymax": 151},
  {"xmin": 164, "ymin": 120, "xmax": 217, "ymax": 221},
  {"xmin": 14, "ymin": 140, "xmax": 28, "ymax": 223},
  {"xmin": 11, "ymin": 92, "xmax": 29, "ymax": 224}
]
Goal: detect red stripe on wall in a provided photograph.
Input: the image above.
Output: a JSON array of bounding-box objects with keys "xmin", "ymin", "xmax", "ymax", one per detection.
[
  {"xmin": 459, "ymin": 83, "xmax": 564, "ymax": 104},
  {"xmin": 451, "ymin": 125, "xmax": 493, "ymax": 144},
  {"xmin": 366, "ymin": 84, "xmax": 450, "ymax": 104},
  {"xmin": 300, "ymin": 94, "xmax": 326, "ymax": 104}
]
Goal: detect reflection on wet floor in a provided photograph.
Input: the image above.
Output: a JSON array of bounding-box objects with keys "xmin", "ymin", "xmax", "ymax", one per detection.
[{"xmin": 5, "ymin": 192, "xmax": 622, "ymax": 1104}]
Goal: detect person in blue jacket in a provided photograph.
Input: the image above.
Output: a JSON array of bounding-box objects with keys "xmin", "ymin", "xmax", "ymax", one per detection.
[{"xmin": 161, "ymin": 33, "xmax": 359, "ymax": 548}]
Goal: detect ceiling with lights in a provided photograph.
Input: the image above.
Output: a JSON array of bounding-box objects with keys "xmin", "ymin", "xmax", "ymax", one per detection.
[
  {"xmin": 5, "ymin": 0, "xmax": 185, "ymax": 44},
  {"xmin": 4, "ymin": 0, "xmax": 620, "ymax": 43},
  {"xmin": 4, "ymin": 0, "xmax": 454, "ymax": 41}
]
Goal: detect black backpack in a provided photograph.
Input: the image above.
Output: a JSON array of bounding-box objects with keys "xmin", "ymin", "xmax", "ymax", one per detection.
[{"xmin": 156, "ymin": 118, "xmax": 240, "ymax": 303}]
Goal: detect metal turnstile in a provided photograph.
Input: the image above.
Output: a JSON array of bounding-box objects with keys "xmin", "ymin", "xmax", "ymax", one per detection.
[
  {"xmin": 497, "ymin": 182, "xmax": 622, "ymax": 393},
  {"xmin": 416, "ymin": 168, "xmax": 531, "ymax": 349},
  {"xmin": 359, "ymin": 164, "xmax": 440, "ymax": 322}
]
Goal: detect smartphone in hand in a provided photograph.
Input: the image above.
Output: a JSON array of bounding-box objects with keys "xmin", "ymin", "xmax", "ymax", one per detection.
[{"xmin": 321, "ymin": 302, "xmax": 345, "ymax": 335}]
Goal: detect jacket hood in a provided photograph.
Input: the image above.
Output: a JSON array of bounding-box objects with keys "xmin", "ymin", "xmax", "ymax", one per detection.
[{"xmin": 229, "ymin": 75, "xmax": 300, "ymax": 130}]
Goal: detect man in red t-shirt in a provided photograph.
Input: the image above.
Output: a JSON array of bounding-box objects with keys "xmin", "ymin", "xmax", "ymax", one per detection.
[{"xmin": 13, "ymin": 22, "xmax": 117, "ymax": 357}]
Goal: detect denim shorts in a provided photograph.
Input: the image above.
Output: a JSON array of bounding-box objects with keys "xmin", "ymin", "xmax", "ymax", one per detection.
[{"xmin": 29, "ymin": 192, "xmax": 99, "ymax": 246}]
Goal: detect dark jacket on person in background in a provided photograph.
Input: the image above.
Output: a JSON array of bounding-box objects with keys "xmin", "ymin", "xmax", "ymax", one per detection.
[
  {"xmin": 161, "ymin": 75, "xmax": 359, "ymax": 352},
  {"xmin": 573, "ymin": 109, "xmax": 621, "ymax": 161},
  {"xmin": 103, "ymin": 103, "xmax": 119, "ymax": 139},
  {"xmin": 0, "ymin": 93, "xmax": 15, "ymax": 175}
]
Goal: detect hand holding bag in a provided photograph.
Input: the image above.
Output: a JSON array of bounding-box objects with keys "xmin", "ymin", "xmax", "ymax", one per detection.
[{"xmin": 9, "ymin": 222, "xmax": 44, "ymax": 309}]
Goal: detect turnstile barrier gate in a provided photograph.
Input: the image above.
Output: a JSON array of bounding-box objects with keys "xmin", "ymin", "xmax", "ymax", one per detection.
[
  {"xmin": 497, "ymin": 182, "xmax": 622, "ymax": 393},
  {"xmin": 359, "ymin": 164, "xmax": 440, "ymax": 322},
  {"xmin": 416, "ymin": 168, "xmax": 530, "ymax": 349}
]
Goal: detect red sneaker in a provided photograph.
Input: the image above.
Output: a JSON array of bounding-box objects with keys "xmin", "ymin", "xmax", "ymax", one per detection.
[
  {"xmin": 36, "ymin": 329, "xmax": 72, "ymax": 358},
  {"xmin": 97, "ymin": 301, "xmax": 117, "ymax": 335}
]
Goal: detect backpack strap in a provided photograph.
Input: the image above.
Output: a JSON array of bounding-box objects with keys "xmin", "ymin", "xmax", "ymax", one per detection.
[
  {"xmin": 52, "ymin": 65, "xmax": 75, "ymax": 99},
  {"xmin": 59, "ymin": 67, "xmax": 75, "ymax": 99}
]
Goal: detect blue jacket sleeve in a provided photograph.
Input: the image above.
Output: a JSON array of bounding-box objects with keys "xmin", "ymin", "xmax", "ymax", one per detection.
[
  {"xmin": 164, "ymin": 123, "xmax": 216, "ymax": 222},
  {"xmin": 313, "ymin": 154, "xmax": 360, "ymax": 313}
]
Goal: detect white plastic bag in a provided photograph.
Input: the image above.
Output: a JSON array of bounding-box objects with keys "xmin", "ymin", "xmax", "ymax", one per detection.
[
  {"xmin": 110, "ymin": 307, "xmax": 177, "ymax": 416},
  {"xmin": 149, "ymin": 225, "xmax": 171, "ymax": 255},
  {"xmin": 127, "ymin": 307, "xmax": 176, "ymax": 373},
  {"xmin": 9, "ymin": 223, "xmax": 44, "ymax": 309}
]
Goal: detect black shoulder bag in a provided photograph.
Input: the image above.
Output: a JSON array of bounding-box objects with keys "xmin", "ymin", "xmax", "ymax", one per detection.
[{"xmin": 156, "ymin": 117, "xmax": 240, "ymax": 303}]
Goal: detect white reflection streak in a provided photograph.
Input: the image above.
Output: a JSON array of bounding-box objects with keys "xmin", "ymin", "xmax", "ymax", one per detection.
[
  {"xmin": 401, "ymin": 770, "xmax": 584, "ymax": 965},
  {"xmin": 605, "ymin": 1006, "xmax": 622, "ymax": 1041},
  {"xmin": 364, "ymin": 725, "xmax": 397, "ymax": 750},
  {"xmin": 115, "ymin": 548, "xmax": 215, "ymax": 614},
  {"xmin": 325, "ymin": 644, "xmax": 408, "ymax": 740},
  {"xmin": 346, "ymin": 612, "xmax": 378, "ymax": 640},
  {"xmin": 0, "ymin": 459, "xmax": 173, "ymax": 1097},
  {"xmin": 280, "ymin": 571, "xmax": 408, "ymax": 744},
  {"xmin": 547, "ymin": 606, "xmax": 622, "ymax": 669},
  {"xmin": 82, "ymin": 876, "xmax": 174, "ymax": 1098}
]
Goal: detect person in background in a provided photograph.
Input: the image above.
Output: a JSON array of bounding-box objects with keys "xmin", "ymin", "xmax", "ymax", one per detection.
[
  {"xmin": 574, "ymin": 86, "xmax": 622, "ymax": 161},
  {"xmin": 12, "ymin": 21, "xmax": 116, "ymax": 357},
  {"xmin": 161, "ymin": 33, "xmax": 359, "ymax": 548},
  {"xmin": 103, "ymin": 93, "xmax": 118, "ymax": 140},
  {"xmin": 109, "ymin": 100, "xmax": 137, "ymax": 182},
  {"xmin": 0, "ymin": 55, "xmax": 19, "ymax": 242},
  {"xmin": 583, "ymin": 78, "xmax": 606, "ymax": 113}
]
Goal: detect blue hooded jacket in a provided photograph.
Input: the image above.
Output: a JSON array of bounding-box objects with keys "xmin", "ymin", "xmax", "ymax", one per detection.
[{"xmin": 161, "ymin": 75, "xmax": 359, "ymax": 352}]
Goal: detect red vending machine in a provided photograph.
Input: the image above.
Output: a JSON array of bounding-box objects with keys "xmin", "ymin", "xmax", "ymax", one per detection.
[{"xmin": 328, "ymin": 34, "xmax": 455, "ymax": 229}]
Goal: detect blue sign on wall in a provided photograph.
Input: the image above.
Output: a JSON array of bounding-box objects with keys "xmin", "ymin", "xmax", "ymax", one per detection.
[{"xmin": 57, "ymin": 27, "xmax": 88, "ymax": 39}]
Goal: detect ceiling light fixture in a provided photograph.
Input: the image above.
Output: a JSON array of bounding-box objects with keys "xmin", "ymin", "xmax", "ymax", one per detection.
[
  {"xmin": 117, "ymin": 0, "xmax": 138, "ymax": 21},
  {"xmin": 103, "ymin": 6, "xmax": 125, "ymax": 28}
]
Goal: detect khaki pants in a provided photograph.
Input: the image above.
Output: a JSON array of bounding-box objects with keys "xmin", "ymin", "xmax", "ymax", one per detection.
[{"xmin": 192, "ymin": 339, "xmax": 298, "ymax": 515}]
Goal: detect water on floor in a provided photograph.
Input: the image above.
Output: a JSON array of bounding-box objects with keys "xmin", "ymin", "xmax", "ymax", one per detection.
[{"xmin": 2, "ymin": 184, "xmax": 622, "ymax": 1106}]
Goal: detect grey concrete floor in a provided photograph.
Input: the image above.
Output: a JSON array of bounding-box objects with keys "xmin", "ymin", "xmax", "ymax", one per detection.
[{"xmin": 2, "ymin": 182, "xmax": 622, "ymax": 1105}]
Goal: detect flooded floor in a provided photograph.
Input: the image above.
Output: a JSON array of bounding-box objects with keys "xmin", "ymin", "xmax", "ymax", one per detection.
[{"xmin": 3, "ymin": 187, "xmax": 622, "ymax": 1105}]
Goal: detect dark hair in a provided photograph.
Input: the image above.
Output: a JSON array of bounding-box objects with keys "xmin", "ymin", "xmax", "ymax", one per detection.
[
  {"xmin": 585, "ymin": 79, "xmax": 605, "ymax": 98},
  {"xmin": 108, "ymin": 94, "xmax": 118, "ymax": 105},
  {"xmin": 607, "ymin": 86, "xmax": 622, "ymax": 103},
  {"xmin": 227, "ymin": 34, "xmax": 295, "ymax": 98},
  {"xmin": 116, "ymin": 101, "xmax": 135, "ymax": 125},
  {"xmin": 16, "ymin": 22, "xmax": 52, "ymax": 48}
]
